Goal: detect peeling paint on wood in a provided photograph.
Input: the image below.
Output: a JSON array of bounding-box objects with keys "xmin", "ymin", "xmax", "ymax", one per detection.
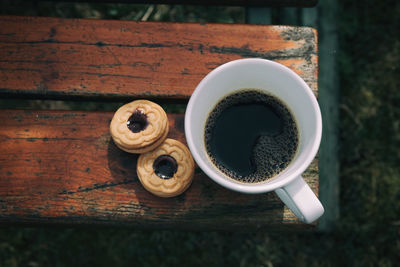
[
  {"xmin": 0, "ymin": 16, "xmax": 318, "ymax": 100},
  {"xmin": 0, "ymin": 109, "xmax": 319, "ymax": 230}
]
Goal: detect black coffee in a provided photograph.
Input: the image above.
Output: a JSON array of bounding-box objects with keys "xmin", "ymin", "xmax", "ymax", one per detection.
[{"xmin": 204, "ymin": 89, "xmax": 298, "ymax": 183}]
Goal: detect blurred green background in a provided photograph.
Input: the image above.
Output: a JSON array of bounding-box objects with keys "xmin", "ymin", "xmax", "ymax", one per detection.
[{"xmin": 0, "ymin": 0, "xmax": 399, "ymax": 266}]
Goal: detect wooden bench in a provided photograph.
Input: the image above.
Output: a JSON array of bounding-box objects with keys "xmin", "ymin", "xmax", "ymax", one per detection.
[{"xmin": 0, "ymin": 1, "xmax": 320, "ymax": 231}]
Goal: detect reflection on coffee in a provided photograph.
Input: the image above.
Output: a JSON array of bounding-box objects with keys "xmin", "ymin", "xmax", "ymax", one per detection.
[{"xmin": 204, "ymin": 89, "xmax": 298, "ymax": 183}]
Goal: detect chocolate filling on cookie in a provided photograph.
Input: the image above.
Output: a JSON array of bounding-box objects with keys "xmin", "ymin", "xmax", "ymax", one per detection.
[
  {"xmin": 127, "ymin": 109, "xmax": 148, "ymax": 133},
  {"xmin": 153, "ymin": 155, "xmax": 178, "ymax": 179}
]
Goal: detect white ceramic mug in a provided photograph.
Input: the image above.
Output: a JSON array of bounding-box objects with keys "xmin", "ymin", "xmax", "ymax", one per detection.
[{"xmin": 184, "ymin": 58, "xmax": 324, "ymax": 224}]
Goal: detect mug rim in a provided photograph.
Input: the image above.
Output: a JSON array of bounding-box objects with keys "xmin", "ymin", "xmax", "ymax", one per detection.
[{"xmin": 184, "ymin": 58, "xmax": 322, "ymax": 193}]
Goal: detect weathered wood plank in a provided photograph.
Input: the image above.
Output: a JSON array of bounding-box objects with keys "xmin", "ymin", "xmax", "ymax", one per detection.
[
  {"xmin": 0, "ymin": 16, "xmax": 318, "ymax": 100},
  {"xmin": 44, "ymin": 0, "xmax": 318, "ymax": 7},
  {"xmin": 0, "ymin": 109, "xmax": 318, "ymax": 230},
  {"xmin": 315, "ymin": 2, "xmax": 340, "ymax": 231}
]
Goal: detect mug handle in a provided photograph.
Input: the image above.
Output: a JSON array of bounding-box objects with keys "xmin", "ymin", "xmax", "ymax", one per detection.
[{"xmin": 275, "ymin": 175, "xmax": 324, "ymax": 224}]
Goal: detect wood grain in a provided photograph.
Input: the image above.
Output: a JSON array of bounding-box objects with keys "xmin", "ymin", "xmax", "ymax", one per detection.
[
  {"xmin": 0, "ymin": 16, "xmax": 318, "ymax": 100},
  {"xmin": 0, "ymin": 109, "xmax": 318, "ymax": 230}
]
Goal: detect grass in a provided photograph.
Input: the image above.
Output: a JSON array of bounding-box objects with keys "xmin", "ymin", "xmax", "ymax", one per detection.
[{"xmin": 0, "ymin": 0, "xmax": 400, "ymax": 266}]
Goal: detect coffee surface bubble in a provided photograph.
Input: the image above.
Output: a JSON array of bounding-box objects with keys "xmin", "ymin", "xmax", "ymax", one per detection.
[{"xmin": 204, "ymin": 89, "xmax": 298, "ymax": 184}]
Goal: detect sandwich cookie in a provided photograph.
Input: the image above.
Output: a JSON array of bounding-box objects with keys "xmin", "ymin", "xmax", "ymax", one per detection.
[
  {"xmin": 137, "ymin": 138, "xmax": 195, "ymax": 197},
  {"xmin": 110, "ymin": 100, "xmax": 169, "ymax": 154}
]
